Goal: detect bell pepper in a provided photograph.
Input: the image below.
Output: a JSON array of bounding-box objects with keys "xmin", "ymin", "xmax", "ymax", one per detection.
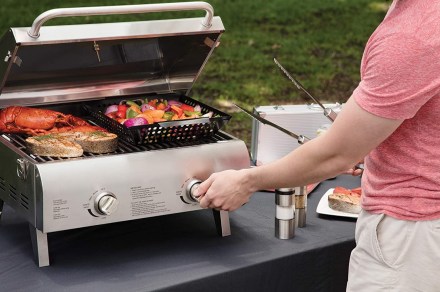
[
  {"xmin": 143, "ymin": 109, "xmax": 165, "ymax": 119},
  {"xmin": 126, "ymin": 100, "xmax": 141, "ymax": 109},
  {"xmin": 170, "ymin": 105, "xmax": 183, "ymax": 117},
  {"xmin": 184, "ymin": 110, "xmax": 202, "ymax": 117},
  {"xmin": 115, "ymin": 104, "xmax": 128, "ymax": 119},
  {"xmin": 180, "ymin": 104, "xmax": 195, "ymax": 112},
  {"xmin": 162, "ymin": 111, "xmax": 174, "ymax": 121},
  {"xmin": 106, "ymin": 112, "xmax": 118, "ymax": 119},
  {"xmin": 126, "ymin": 106, "xmax": 142, "ymax": 119},
  {"xmin": 156, "ymin": 102, "xmax": 167, "ymax": 110},
  {"xmin": 148, "ymin": 99, "xmax": 158, "ymax": 107},
  {"xmin": 118, "ymin": 104, "xmax": 128, "ymax": 112}
]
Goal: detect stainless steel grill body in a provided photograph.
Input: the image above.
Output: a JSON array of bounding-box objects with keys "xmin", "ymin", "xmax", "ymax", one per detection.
[
  {"xmin": 0, "ymin": 132, "xmax": 248, "ymax": 233},
  {"xmin": 0, "ymin": 2, "xmax": 250, "ymax": 267}
]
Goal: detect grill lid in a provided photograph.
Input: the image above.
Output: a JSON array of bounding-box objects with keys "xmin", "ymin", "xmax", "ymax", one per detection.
[{"xmin": 0, "ymin": 2, "xmax": 224, "ymax": 107}]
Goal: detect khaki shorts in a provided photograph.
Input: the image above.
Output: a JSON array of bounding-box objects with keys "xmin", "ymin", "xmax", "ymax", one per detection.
[{"xmin": 347, "ymin": 210, "xmax": 440, "ymax": 292}]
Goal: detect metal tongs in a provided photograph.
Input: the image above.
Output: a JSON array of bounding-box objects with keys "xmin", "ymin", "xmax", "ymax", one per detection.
[
  {"xmin": 273, "ymin": 58, "xmax": 338, "ymax": 122},
  {"xmin": 233, "ymin": 103, "xmax": 310, "ymax": 145},
  {"xmin": 272, "ymin": 59, "xmax": 364, "ymax": 171}
]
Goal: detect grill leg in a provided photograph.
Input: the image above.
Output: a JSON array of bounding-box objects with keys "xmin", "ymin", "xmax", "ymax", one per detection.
[
  {"xmin": 0, "ymin": 199, "xmax": 4, "ymax": 222},
  {"xmin": 212, "ymin": 209, "xmax": 231, "ymax": 237},
  {"xmin": 29, "ymin": 224, "xmax": 50, "ymax": 267}
]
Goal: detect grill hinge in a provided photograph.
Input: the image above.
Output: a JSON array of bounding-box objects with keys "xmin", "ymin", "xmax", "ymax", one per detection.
[
  {"xmin": 3, "ymin": 50, "xmax": 11, "ymax": 62},
  {"xmin": 17, "ymin": 158, "xmax": 29, "ymax": 180}
]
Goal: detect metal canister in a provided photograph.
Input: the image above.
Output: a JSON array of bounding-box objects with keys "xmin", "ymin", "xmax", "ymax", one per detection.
[
  {"xmin": 275, "ymin": 188, "xmax": 295, "ymax": 239},
  {"xmin": 295, "ymin": 186, "xmax": 307, "ymax": 228}
]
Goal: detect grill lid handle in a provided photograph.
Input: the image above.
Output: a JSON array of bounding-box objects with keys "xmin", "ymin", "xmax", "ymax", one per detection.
[{"xmin": 27, "ymin": 1, "xmax": 214, "ymax": 38}]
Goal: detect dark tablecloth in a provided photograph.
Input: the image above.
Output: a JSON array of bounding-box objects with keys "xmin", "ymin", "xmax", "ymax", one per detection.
[{"xmin": 0, "ymin": 175, "xmax": 360, "ymax": 292}]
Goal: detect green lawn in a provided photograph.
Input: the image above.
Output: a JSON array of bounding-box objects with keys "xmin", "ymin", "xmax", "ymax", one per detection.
[{"xmin": 0, "ymin": 0, "xmax": 389, "ymax": 146}]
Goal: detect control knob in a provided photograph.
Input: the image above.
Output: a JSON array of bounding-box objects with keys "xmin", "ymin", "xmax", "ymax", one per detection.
[
  {"xmin": 94, "ymin": 192, "xmax": 119, "ymax": 215},
  {"xmin": 186, "ymin": 179, "xmax": 202, "ymax": 203}
]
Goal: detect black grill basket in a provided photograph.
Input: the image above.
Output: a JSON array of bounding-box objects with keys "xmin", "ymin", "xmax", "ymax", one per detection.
[{"xmin": 84, "ymin": 94, "xmax": 231, "ymax": 145}]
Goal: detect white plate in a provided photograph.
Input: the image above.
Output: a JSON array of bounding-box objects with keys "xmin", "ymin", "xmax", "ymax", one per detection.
[{"xmin": 316, "ymin": 188, "xmax": 359, "ymax": 218}]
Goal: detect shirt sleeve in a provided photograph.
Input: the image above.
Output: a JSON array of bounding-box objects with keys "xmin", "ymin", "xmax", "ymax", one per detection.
[{"xmin": 353, "ymin": 33, "xmax": 440, "ymax": 120}]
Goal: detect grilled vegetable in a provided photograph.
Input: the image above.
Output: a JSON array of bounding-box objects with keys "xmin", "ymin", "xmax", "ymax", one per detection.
[
  {"xmin": 123, "ymin": 117, "xmax": 149, "ymax": 127},
  {"xmin": 104, "ymin": 98, "xmax": 214, "ymax": 128}
]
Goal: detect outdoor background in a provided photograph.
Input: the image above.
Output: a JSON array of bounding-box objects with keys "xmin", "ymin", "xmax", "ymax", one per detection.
[{"xmin": 0, "ymin": 0, "xmax": 390, "ymax": 147}]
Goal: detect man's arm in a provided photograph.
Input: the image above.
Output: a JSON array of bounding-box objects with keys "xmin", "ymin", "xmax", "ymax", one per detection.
[{"xmin": 198, "ymin": 97, "xmax": 403, "ymax": 211}]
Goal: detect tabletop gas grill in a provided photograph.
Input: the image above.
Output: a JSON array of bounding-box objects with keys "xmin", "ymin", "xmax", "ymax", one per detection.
[{"xmin": 0, "ymin": 2, "xmax": 250, "ymax": 267}]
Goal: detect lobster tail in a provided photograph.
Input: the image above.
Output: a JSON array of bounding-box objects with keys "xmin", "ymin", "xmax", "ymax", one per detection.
[{"xmin": 0, "ymin": 106, "xmax": 106, "ymax": 135}]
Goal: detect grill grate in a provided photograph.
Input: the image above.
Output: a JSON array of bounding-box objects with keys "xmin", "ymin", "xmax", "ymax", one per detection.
[{"xmin": 3, "ymin": 132, "xmax": 232, "ymax": 163}]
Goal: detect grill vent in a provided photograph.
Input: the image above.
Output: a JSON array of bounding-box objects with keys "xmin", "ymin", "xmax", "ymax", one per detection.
[
  {"xmin": 8, "ymin": 184, "xmax": 18, "ymax": 201},
  {"xmin": 6, "ymin": 183, "xmax": 30, "ymax": 210},
  {"xmin": 0, "ymin": 176, "xmax": 5, "ymax": 193},
  {"xmin": 20, "ymin": 193, "xmax": 30, "ymax": 210}
]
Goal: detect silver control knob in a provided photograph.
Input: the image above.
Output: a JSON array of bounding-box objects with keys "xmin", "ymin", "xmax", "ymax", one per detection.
[
  {"xmin": 94, "ymin": 192, "xmax": 118, "ymax": 216},
  {"xmin": 186, "ymin": 179, "xmax": 202, "ymax": 202}
]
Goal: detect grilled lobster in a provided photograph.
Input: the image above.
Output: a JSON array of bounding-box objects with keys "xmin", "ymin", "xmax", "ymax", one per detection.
[{"xmin": 0, "ymin": 106, "xmax": 105, "ymax": 136}]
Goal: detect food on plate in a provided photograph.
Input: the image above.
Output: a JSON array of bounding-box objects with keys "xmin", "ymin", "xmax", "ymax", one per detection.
[
  {"xmin": 0, "ymin": 106, "xmax": 105, "ymax": 135},
  {"xmin": 104, "ymin": 98, "xmax": 214, "ymax": 127},
  {"xmin": 26, "ymin": 131, "xmax": 118, "ymax": 157},
  {"xmin": 328, "ymin": 186, "xmax": 362, "ymax": 214}
]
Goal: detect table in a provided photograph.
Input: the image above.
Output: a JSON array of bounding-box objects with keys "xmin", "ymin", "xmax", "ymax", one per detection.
[{"xmin": 0, "ymin": 175, "xmax": 360, "ymax": 292}]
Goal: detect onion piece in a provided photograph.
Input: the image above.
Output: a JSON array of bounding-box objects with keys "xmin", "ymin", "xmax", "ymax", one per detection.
[
  {"xmin": 194, "ymin": 105, "xmax": 202, "ymax": 112},
  {"xmin": 104, "ymin": 105, "xmax": 119, "ymax": 114},
  {"xmin": 123, "ymin": 117, "xmax": 148, "ymax": 127},
  {"xmin": 168, "ymin": 100, "xmax": 182, "ymax": 106},
  {"xmin": 202, "ymin": 112, "xmax": 213, "ymax": 118},
  {"xmin": 141, "ymin": 104, "xmax": 156, "ymax": 112}
]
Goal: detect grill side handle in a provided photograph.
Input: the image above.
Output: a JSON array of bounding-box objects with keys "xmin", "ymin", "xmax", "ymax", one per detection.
[{"xmin": 27, "ymin": 1, "xmax": 214, "ymax": 38}]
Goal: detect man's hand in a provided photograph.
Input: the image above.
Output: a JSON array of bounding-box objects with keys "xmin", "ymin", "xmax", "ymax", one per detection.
[
  {"xmin": 196, "ymin": 169, "xmax": 253, "ymax": 211},
  {"xmin": 344, "ymin": 161, "xmax": 364, "ymax": 176}
]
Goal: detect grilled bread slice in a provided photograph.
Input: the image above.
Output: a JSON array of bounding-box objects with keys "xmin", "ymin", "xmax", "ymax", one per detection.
[
  {"xmin": 26, "ymin": 131, "xmax": 118, "ymax": 157},
  {"xmin": 26, "ymin": 135, "xmax": 83, "ymax": 157},
  {"xmin": 328, "ymin": 187, "xmax": 362, "ymax": 214}
]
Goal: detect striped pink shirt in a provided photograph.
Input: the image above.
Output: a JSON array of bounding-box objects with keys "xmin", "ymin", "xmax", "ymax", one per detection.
[{"xmin": 353, "ymin": 0, "xmax": 440, "ymax": 220}]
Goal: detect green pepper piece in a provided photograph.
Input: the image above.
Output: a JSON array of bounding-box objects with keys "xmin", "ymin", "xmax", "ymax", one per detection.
[
  {"xmin": 126, "ymin": 107, "xmax": 139, "ymax": 119},
  {"xmin": 184, "ymin": 110, "xmax": 202, "ymax": 117},
  {"xmin": 163, "ymin": 111, "xmax": 174, "ymax": 121}
]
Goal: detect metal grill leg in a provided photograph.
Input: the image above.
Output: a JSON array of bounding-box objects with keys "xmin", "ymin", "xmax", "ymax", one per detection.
[
  {"xmin": 29, "ymin": 224, "xmax": 50, "ymax": 267},
  {"xmin": 0, "ymin": 199, "xmax": 4, "ymax": 222},
  {"xmin": 212, "ymin": 209, "xmax": 231, "ymax": 237}
]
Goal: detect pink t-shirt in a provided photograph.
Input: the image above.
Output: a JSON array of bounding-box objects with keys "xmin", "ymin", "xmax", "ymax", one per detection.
[{"xmin": 353, "ymin": 0, "xmax": 440, "ymax": 221}]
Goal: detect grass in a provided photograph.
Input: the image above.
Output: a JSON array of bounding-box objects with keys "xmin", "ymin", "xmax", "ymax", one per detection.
[{"xmin": 0, "ymin": 0, "xmax": 390, "ymax": 147}]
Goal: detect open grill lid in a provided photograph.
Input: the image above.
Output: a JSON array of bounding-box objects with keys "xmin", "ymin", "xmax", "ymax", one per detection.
[{"xmin": 0, "ymin": 2, "xmax": 224, "ymax": 107}]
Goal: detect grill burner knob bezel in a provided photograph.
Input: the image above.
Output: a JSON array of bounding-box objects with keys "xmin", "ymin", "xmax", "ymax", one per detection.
[
  {"xmin": 185, "ymin": 179, "xmax": 202, "ymax": 203},
  {"xmin": 94, "ymin": 192, "xmax": 119, "ymax": 216}
]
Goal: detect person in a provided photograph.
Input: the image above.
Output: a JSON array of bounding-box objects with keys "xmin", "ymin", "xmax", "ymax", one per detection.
[{"xmin": 195, "ymin": 0, "xmax": 440, "ymax": 291}]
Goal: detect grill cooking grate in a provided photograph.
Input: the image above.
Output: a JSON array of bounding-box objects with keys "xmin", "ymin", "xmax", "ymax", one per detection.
[{"xmin": 2, "ymin": 132, "xmax": 232, "ymax": 163}]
